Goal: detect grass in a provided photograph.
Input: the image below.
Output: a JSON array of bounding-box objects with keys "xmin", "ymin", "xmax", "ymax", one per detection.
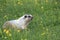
[{"xmin": 0, "ymin": 0, "xmax": 60, "ymax": 40}]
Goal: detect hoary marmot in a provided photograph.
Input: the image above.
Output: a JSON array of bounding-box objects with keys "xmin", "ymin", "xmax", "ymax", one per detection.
[{"xmin": 2, "ymin": 14, "xmax": 33, "ymax": 30}]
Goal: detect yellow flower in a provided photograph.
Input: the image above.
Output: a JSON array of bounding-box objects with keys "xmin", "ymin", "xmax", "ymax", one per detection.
[
  {"xmin": 46, "ymin": 0, "xmax": 48, "ymax": 3},
  {"xmin": 41, "ymin": 6, "xmax": 44, "ymax": 9},
  {"xmin": 4, "ymin": 15, "xmax": 7, "ymax": 18},
  {"xmin": 35, "ymin": 0, "xmax": 38, "ymax": 4},
  {"xmin": 17, "ymin": 1, "xmax": 23, "ymax": 5},
  {"xmin": 25, "ymin": 38, "xmax": 27, "ymax": 40},
  {"xmin": 41, "ymin": 32, "xmax": 45, "ymax": 36},
  {"xmin": 3, "ymin": 15, "xmax": 8, "ymax": 20},
  {"xmin": 46, "ymin": 28, "xmax": 48, "ymax": 31},
  {"xmin": 17, "ymin": 29, "xmax": 21, "ymax": 32},
  {"xmin": 40, "ymin": 21, "xmax": 43, "ymax": 23},
  {"xmin": 55, "ymin": 2, "xmax": 57, "ymax": 4},
  {"xmin": 3, "ymin": 29, "xmax": 7, "ymax": 32},
  {"xmin": 18, "ymin": 1, "xmax": 21, "ymax": 4},
  {"xmin": 4, "ymin": 36, "xmax": 7, "ymax": 39},
  {"xmin": 43, "ymin": 27, "xmax": 45, "ymax": 29},
  {"xmin": 9, "ymin": 33, "xmax": 12, "ymax": 37},
  {"xmin": 6, "ymin": 30, "xmax": 10, "ymax": 34},
  {"xmin": 21, "ymin": 38, "xmax": 23, "ymax": 40}
]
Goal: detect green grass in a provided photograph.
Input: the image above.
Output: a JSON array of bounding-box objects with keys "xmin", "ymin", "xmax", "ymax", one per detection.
[{"xmin": 0, "ymin": 0, "xmax": 60, "ymax": 40}]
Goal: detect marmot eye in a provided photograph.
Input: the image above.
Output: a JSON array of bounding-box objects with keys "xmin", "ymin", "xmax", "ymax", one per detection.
[{"xmin": 24, "ymin": 16, "xmax": 27, "ymax": 18}]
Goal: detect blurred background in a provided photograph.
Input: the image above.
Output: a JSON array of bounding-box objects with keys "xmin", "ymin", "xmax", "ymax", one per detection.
[{"xmin": 0, "ymin": 0, "xmax": 60, "ymax": 40}]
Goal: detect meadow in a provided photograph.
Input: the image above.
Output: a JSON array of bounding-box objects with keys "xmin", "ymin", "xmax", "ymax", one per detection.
[{"xmin": 0, "ymin": 0, "xmax": 60, "ymax": 40}]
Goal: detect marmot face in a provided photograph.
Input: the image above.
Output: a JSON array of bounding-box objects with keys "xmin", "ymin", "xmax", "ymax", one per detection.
[{"xmin": 23, "ymin": 14, "xmax": 33, "ymax": 22}]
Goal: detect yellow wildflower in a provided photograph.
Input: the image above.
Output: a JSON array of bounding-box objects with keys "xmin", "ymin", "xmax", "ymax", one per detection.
[
  {"xmin": 3, "ymin": 29, "xmax": 7, "ymax": 32},
  {"xmin": 21, "ymin": 38, "xmax": 23, "ymax": 40},
  {"xmin": 6, "ymin": 30, "xmax": 10, "ymax": 34},
  {"xmin": 3, "ymin": 15, "xmax": 8, "ymax": 20},
  {"xmin": 17, "ymin": 1, "xmax": 23, "ymax": 5},
  {"xmin": 46, "ymin": 28, "xmax": 48, "ymax": 31},
  {"xmin": 41, "ymin": 32, "xmax": 45, "ymax": 36},
  {"xmin": 41, "ymin": 6, "xmax": 44, "ymax": 9},
  {"xmin": 43, "ymin": 27, "xmax": 45, "ymax": 29},
  {"xmin": 35, "ymin": 0, "xmax": 38, "ymax": 4},
  {"xmin": 18, "ymin": 1, "xmax": 21, "ymax": 4},
  {"xmin": 55, "ymin": 2, "xmax": 57, "ymax": 4},
  {"xmin": 46, "ymin": 0, "xmax": 48, "ymax": 3},
  {"xmin": 25, "ymin": 38, "xmax": 27, "ymax": 40},
  {"xmin": 9, "ymin": 33, "xmax": 12, "ymax": 37},
  {"xmin": 4, "ymin": 36, "xmax": 7, "ymax": 39},
  {"xmin": 4, "ymin": 15, "xmax": 7, "ymax": 18},
  {"xmin": 17, "ymin": 29, "xmax": 21, "ymax": 32}
]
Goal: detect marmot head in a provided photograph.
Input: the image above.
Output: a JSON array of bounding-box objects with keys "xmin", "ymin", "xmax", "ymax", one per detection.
[{"xmin": 23, "ymin": 14, "xmax": 33, "ymax": 22}]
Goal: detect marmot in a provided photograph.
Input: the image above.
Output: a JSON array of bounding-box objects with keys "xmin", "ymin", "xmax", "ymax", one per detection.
[{"xmin": 2, "ymin": 14, "xmax": 33, "ymax": 30}]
